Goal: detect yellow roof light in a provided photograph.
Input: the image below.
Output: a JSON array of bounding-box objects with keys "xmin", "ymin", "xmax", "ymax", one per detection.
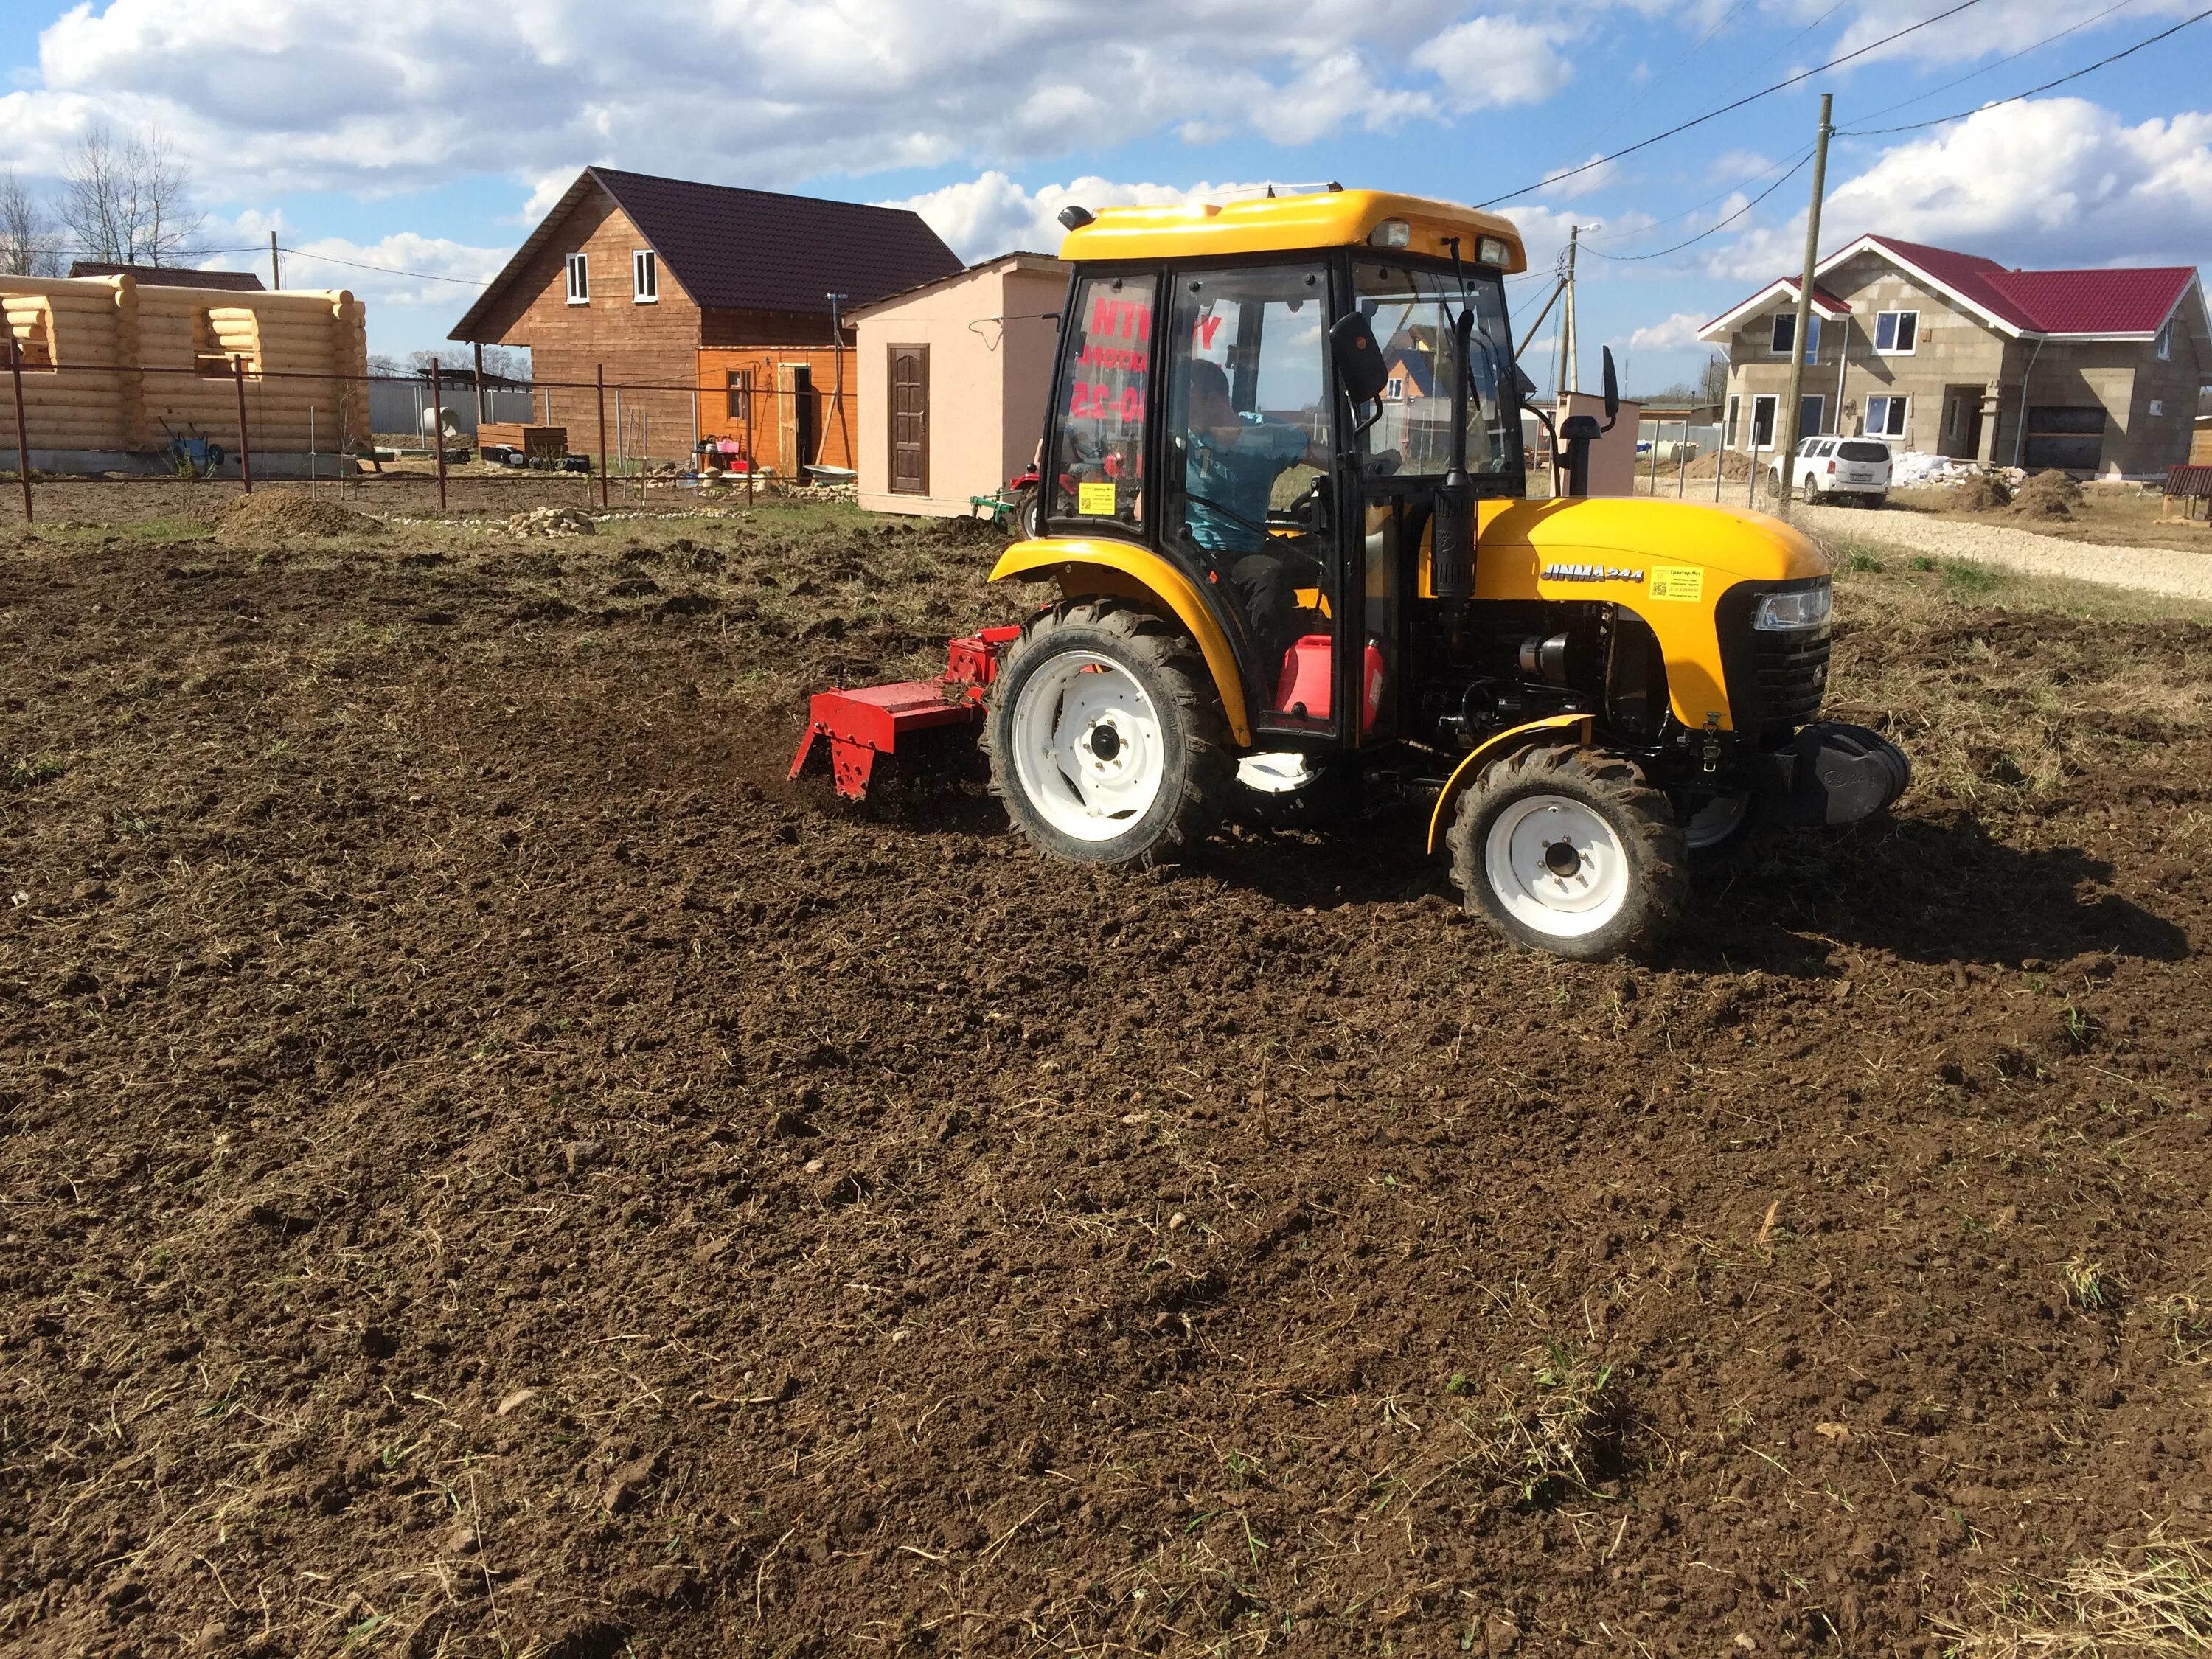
[{"xmin": 1368, "ymin": 219, "xmax": 1411, "ymax": 249}]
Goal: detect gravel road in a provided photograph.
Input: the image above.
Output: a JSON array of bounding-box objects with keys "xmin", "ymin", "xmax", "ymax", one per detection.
[{"xmin": 1795, "ymin": 501, "xmax": 2212, "ymax": 602}]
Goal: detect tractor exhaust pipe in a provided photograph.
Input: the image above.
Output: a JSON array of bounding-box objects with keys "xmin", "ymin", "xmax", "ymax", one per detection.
[{"xmin": 1431, "ymin": 307, "xmax": 1477, "ymax": 600}]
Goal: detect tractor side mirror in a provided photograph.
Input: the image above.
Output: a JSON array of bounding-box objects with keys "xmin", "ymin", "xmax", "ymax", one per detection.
[
  {"xmin": 1601, "ymin": 346, "xmax": 1620, "ymax": 430},
  {"xmin": 1330, "ymin": 313, "xmax": 1389, "ymax": 406}
]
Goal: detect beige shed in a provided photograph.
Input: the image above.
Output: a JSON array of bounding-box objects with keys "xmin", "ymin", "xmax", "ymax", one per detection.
[{"xmin": 852, "ymin": 252, "xmax": 1068, "ymax": 516}]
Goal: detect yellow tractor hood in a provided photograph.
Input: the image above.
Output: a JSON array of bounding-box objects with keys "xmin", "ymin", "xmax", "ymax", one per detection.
[{"xmin": 1481, "ymin": 498, "xmax": 1831, "ymax": 585}]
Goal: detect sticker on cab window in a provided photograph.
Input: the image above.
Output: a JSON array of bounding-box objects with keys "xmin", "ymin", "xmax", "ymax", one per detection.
[
  {"xmin": 1650, "ymin": 565, "xmax": 1703, "ymax": 602},
  {"xmin": 1078, "ymin": 481, "xmax": 1117, "ymax": 516}
]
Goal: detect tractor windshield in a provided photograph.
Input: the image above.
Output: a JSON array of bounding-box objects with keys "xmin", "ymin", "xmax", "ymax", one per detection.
[{"xmin": 1354, "ymin": 262, "xmax": 1518, "ymax": 477}]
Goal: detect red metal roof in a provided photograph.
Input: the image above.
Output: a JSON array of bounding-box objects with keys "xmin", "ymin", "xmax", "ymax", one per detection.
[{"xmin": 1850, "ymin": 235, "xmax": 2194, "ymax": 335}]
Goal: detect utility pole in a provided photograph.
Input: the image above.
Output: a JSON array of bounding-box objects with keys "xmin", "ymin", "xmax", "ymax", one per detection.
[
  {"xmin": 1776, "ymin": 92, "xmax": 1834, "ymax": 510},
  {"xmin": 819, "ymin": 292, "xmax": 850, "ymax": 467},
  {"xmin": 270, "ymin": 231, "xmax": 281, "ymax": 290},
  {"xmin": 1561, "ymin": 226, "xmax": 1581, "ymax": 394}
]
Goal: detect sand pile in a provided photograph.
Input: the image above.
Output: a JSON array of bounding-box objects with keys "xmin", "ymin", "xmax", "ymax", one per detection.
[{"xmin": 215, "ymin": 490, "xmax": 380, "ymax": 545}]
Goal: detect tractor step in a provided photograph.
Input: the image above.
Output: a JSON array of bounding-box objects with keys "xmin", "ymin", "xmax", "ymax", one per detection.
[{"xmin": 790, "ymin": 625, "xmax": 1022, "ymax": 801}]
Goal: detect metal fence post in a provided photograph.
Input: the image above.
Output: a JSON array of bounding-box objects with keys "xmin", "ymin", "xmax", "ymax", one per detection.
[
  {"xmin": 233, "ymin": 354, "xmax": 254, "ymax": 494},
  {"xmin": 430, "ymin": 356, "xmax": 448, "ymax": 514},
  {"xmin": 596, "ymin": 364, "xmax": 609, "ymax": 509},
  {"xmin": 9, "ymin": 336, "xmax": 31, "ymax": 527}
]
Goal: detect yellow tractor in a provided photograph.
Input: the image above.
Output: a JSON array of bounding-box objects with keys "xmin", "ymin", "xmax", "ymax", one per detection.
[{"xmin": 791, "ymin": 188, "xmax": 1908, "ymax": 959}]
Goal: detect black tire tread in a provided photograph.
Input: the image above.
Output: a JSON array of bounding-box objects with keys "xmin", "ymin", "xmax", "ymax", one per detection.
[
  {"xmin": 981, "ymin": 597, "xmax": 1231, "ymax": 867},
  {"xmin": 1447, "ymin": 742, "xmax": 1688, "ymax": 961}
]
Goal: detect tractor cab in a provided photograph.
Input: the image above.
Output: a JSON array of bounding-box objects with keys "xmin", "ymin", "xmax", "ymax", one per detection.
[{"xmin": 1037, "ymin": 203, "xmax": 1527, "ymax": 760}]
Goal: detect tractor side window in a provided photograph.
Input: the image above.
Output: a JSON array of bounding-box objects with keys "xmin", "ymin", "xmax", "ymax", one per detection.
[
  {"xmin": 1051, "ymin": 274, "xmax": 1154, "ymax": 529},
  {"xmin": 1353, "ymin": 263, "xmax": 1516, "ymax": 477}
]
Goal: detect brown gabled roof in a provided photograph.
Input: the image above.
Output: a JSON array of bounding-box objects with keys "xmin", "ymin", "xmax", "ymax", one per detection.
[
  {"xmin": 846, "ymin": 249, "xmax": 1067, "ymax": 319},
  {"xmin": 70, "ymin": 262, "xmax": 265, "ymax": 291},
  {"xmin": 451, "ymin": 167, "xmax": 962, "ymax": 341}
]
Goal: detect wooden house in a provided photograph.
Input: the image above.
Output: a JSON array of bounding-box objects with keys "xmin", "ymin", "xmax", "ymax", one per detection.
[
  {"xmin": 1, "ymin": 272, "xmax": 368, "ymax": 472},
  {"xmin": 449, "ymin": 167, "xmax": 962, "ymax": 470}
]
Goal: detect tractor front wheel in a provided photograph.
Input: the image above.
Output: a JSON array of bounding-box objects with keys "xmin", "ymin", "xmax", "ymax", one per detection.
[
  {"xmin": 1448, "ymin": 744, "xmax": 1687, "ymax": 960},
  {"xmin": 984, "ymin": 598, "xmax": 1230, "ymax": 867}
]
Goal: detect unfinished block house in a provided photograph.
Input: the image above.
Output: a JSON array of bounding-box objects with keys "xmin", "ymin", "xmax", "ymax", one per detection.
[
  {"xmin": 1, "ymin": 271, "xmax": 369, "ymax": 474},
  {"xmin": 1700, "ymin": 235, "xmax": 2208, "ymax": 477},
  {"xmin": 448, "ymin": 167, "xmax": 963, "ymax": 473}
]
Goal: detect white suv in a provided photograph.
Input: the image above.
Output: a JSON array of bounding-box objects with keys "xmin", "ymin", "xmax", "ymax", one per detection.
[{"xmin": 1770, "ymin": 437, "xmax": 1893, "ymax": 507}]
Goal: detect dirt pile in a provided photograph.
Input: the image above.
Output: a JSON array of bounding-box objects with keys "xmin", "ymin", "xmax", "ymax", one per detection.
[
  {"xmin": 2012, "ymin": 467, "xmax": 2085, "ymax": 518},
  {"xmin": 1947, "ymin": 473, "xmax": 2014, "ymax": 512},
  {"xmin": 212, "ymin": 488, "xmax": 378, "ymax": 544},
  {"xmin": 1683, "ymin": 448, "xmax": 1754, "ymax": 481},
  {"xmin": 2, "ymin": 506, "xmax": 2209, "ymax": 1658}
]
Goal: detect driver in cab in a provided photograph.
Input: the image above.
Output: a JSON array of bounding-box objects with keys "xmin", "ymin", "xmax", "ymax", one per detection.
[{"xmin": 1181, "ymin": 358, "xmax": 1327, "ymax": 667}]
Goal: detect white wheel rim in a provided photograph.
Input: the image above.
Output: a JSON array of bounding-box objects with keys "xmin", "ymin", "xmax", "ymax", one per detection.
[
  {"xmin": 1684, "ymin": 793, "xmax": 1750, "ymax": 852},
  {"xmin": 1009, "ymin": 650, "xmax": 1166, "ymax": 842},
  {"xmin": 1484, "ymin": 793, "xmax": 1632, "ymax": 939}
]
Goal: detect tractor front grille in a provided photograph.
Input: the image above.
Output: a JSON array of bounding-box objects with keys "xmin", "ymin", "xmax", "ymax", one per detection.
[{"xmin": 1716, "ymin": 580, "xmax": 1831, "ymax": 737}]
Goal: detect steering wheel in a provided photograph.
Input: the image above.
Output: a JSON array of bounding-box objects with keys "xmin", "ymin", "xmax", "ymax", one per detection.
[
  {"xmin": 1180, "ymin": 490, "xmax": 1273, "ymax": 543},
  {"xmin": 1269, "ymin": 472, "xmax": 1329, "ymax": 535},
  {"xmin": 1363, "ymin": 448, "xmax": 1403, "ymax": 478}
]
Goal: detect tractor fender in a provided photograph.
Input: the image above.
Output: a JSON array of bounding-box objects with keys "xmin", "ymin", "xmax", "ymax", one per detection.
[
  {"xmin": 990, "ymin": 538, "xmax": 1253, "ymax": 746},
  {"xmin": 1425, "ymin": 713, "xmax": 1597, "ymax": 855}
]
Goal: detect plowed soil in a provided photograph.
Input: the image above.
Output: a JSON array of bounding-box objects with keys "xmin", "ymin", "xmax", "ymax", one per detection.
[{"xmin": 4, "ymin": 491, "xmax": 2210, "ymax": 1658}]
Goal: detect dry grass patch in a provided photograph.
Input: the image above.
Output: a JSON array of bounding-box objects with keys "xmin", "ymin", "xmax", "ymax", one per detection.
[{"xmin": 1936, "ymin": 1536, "xmax": 2212, "ymax": 1656}]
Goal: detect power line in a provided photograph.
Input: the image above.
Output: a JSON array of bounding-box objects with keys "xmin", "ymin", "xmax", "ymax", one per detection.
[
  {"xmin": 1581, "ymin": 150, "xmax": 1817, "ymax": 262},
  {"xmin": 1838, "ymin": 6, "xmax": 2212, "ymax": 135},
  {"xmin": 1472, "ymin": 0, "xmax": 1984, "ymax": 209},
  {"xmin": 1840, "ymin": 0, "xmax": 2140, "ymax": 128},
  {"xmin": 276, "ymin": 245, "xmax": 494, "ymax": 285},
  {"xmin": 1579, "ymin": 142, "xmax": 1816, "ymax": 249}
]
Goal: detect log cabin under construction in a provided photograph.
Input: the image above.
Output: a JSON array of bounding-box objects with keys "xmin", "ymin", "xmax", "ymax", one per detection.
[{"xmin": 1, "ymin": 271, "xmax": 369, "ymax": 476}]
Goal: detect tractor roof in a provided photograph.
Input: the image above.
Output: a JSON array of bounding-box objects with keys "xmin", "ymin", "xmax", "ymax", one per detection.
[{"xmin": 1058, "ymin": 189, "xmax": 1528, "ymax": 274}]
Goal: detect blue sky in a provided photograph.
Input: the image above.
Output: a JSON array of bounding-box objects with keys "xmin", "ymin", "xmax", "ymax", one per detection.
[{"xmin": 2, "ymin": 0, "xmax": 2206, "ymax": 393}]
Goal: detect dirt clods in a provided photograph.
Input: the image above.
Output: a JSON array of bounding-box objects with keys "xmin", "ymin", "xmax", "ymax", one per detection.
[
  {"xmin": 2011, "ymin": 467, "xmax": 2086, "ymax": 518},
  {"xmin": 508, "ymin": 505, "xmax": 598, "ymax": 537}
]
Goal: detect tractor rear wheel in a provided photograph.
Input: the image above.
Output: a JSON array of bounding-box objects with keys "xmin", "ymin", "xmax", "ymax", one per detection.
[
  {"xmin": 1448, "ymin": 743, "xmax": 1687, "ymax": 960},
  {"xmin": 984, "ymin": 598, "xmax": 1230, "ymax": 866},
  {"xmin": 1014, "ymin": 485, "xmax": 1041, "ymax": 540}
]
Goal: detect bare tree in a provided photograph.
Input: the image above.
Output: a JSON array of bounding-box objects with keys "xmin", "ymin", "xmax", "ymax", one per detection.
[
  {"xmin": 0, "ymin": 173, "xmax": 63, "ymax": 276},
  {"xmin": 58, "ymin": 125, "xmax": 205, "ymax": 267},
  {"xmin": 1697, "ymin": 349, "xmax": 1729, "ymax": 414}
]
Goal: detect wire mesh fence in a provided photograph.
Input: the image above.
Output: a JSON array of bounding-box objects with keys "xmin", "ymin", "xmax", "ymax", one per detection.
[{"xmin": 0, "ymin": 345, "xmax": 857, "ymax": 526}]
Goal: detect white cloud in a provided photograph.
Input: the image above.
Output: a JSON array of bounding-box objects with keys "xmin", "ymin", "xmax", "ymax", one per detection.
[
  {"xmin": 1417, "ymin": 15, "xmax": 1575, "ymax": 111},
  {"xmin": 880, "ymin": 173, "xmax": 1269, "ymax": 262},
  {"xmin": 1708, "ymin": 97, "xmax": 2212, "ymax": 280},
  {"xmin": 3, "ymin": 0, "xmax": 1487, "ymax": 201},
  {"xmin": 1822, "ymin": 0, "xmax": 2202, "ymax": 69},
  {"xmin": 1628, "ymin": 312, "xmax": 1709, "ymax": 350}
]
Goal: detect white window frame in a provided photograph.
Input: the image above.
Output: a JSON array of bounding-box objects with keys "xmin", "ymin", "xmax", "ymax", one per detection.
[
  {"xmin": 2148, "ymin": 398, "xmax": 2163, "ymax": 417},
  {"xmin": 1384, "ymin": 375, "xmax": 1404, "ymax": 401},
  {"xmin": 2156, "ymin": 320, "xmax": 2171, "ymax": 361},
  {"xmin": 1724, "ymin": 394, "xmax": 1741, "ymax": 449},
  {"xmin": 1874, "ymin": 310, "xmax": 1918, "ymax": 355},
  {"xmin": 632, "ymin": 248, "xmax": 658, "ymax": 304},
  {"xmin": 1770, "ymin": 313, "xmax": 1795, "ymax": 356},
  {"xmin": 1865, "ymin": 394, "xmax": 1909, "ymax": 439},
  {"xmin": 1798, "ymin": 392, "xmax": 1825, "ymax": 440},
  {"xmin": 1750, "ymin": 393, "xmax": 1778, "ymax": 451},
  {"xmin": 566, "ymin": 252, "xmax": 589, "ymax": 305}
]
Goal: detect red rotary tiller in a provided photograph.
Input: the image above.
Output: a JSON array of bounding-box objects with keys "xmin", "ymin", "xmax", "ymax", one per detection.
[{"xmin": 788, "ymin": 625, "xmax": 1023, "ymax": 800}]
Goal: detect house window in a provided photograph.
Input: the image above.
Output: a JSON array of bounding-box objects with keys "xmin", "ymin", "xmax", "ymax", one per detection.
[
  {"xmin": 726, "ymin": 369, "xmax": 751, "ymax": 421},
  {"xmin": 1384, "ymin": 375, "xmax": 1404, "ymax": 401},
  {"xmin": 1874, "ymin": 310, "xmax": 1917, "ymax": 355},
  {"xmin": 1865, "ymin": 394, "xmax": 1909, "ymax": 438},
  {"xmin": 1724, "ymin": 394, "xmax": 1740, "ymax": 448},
  {"xmin": 2149, "ymin": 399, "xmax": 2163, "ymax": 417},
  {"xmin": 1798, "ymin": 393, "xmax": 1824, "ymax": 439},
  {"xmin": 2156, "ymin": 320, "xmax": 2172, "ymax": 361},
  {"xmin": 1770, "ymin": 313, "xmax": 1795, "ymax": 356},
  {"xmin": 1750, "ymin": 394, "xmax": 1777, "ymax": 450},
  {"xmin": 633, "ymin": 249, "xmax": 657, "ymax": 304},
  {"xmin": 566, "ymin": 253, "xmax": 588, "ymax": 305}
]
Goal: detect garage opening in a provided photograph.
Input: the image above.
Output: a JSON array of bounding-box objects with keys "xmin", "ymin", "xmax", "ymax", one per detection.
[{"xmin": 2023, "ymin": 406, "xmax": 2104, "ymax": 473}]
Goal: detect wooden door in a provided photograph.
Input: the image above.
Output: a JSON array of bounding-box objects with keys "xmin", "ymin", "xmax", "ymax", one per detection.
[{"xmin": 889, "ymin": 346, "xmax": 928, "ymax": 495}]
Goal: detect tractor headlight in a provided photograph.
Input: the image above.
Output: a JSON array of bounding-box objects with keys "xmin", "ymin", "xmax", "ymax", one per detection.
[
  {"xmin": 1752, "ymin": 583, "xmax": 1832, "ymax": 632},
  {"xmin": 1477, "ymin": 235, "xmax": 1512, "ymax": 267},
  {"xmin": 1368, "ymin": 219, "xmax": 1411, "ymax": 248}
]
